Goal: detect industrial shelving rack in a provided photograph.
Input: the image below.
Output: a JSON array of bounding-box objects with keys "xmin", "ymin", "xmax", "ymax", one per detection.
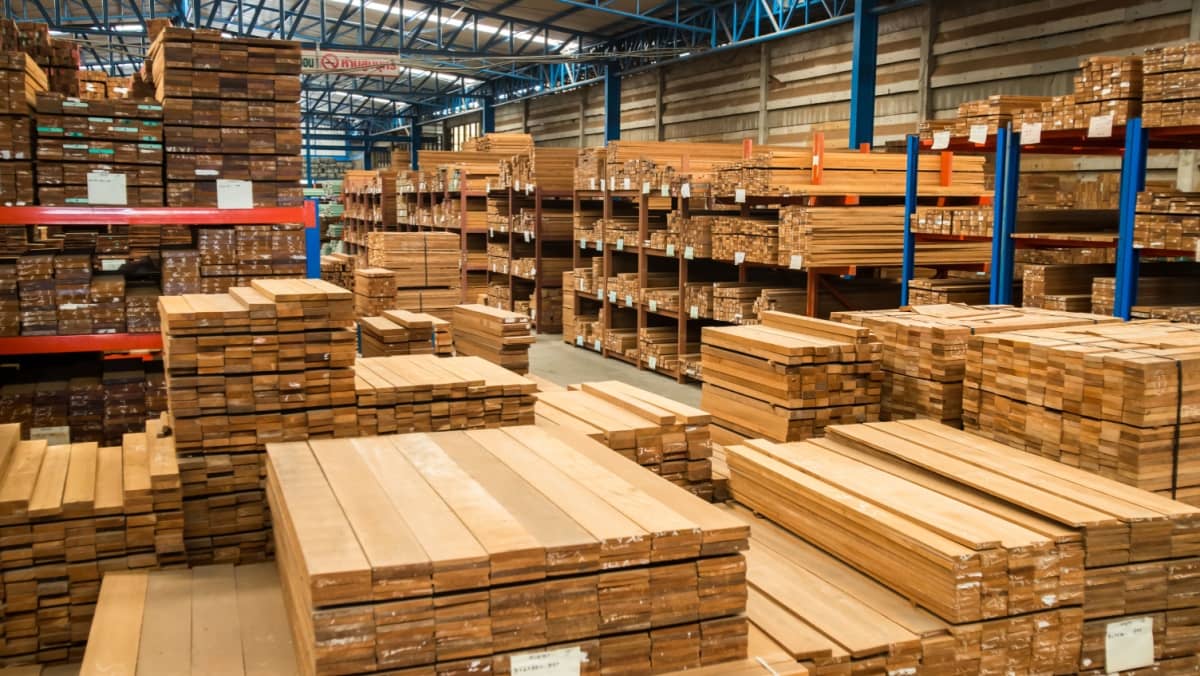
[{"xmin": 484, "ymin": 185, "xmax": 573, "ymax": 333}]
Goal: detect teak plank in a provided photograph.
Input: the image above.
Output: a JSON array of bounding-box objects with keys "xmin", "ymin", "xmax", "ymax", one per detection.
[
  {"xmin": 80, "ymin": 571, "xmax": 149, "ymax": 676},
  {"xmin": 190, "ymin": 565, "xmax": 245, "ymax": 676},
  {"xmin": 27, "ymin": 443, "xmax": 69, "ymax": 518},
  {"xmin": 62, "ymin": 442, "xmax": 98, "ymax": 514},
  {"xmin": 235, "ymin": 563, "xmax": 300, "ymax": 675},
  {"xmin": 136, "ymin": 569, "xmax": 193, "ymax": 676}
]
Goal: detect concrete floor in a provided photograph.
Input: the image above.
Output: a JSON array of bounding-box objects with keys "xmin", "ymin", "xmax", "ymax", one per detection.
[{"xmin": 528, "ymin": 333, "xmax": 701, "ymax": 407}]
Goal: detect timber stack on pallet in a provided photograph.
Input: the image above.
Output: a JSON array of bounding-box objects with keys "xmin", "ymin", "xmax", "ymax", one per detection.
[
  {"xmin": 365, "ymin": 232, "xmax": 460, "ymax": 288},
  {"xmin": 267, "ymin": 426, "xmax": 749, "ymax": 675},
  {"xmin": 534, "ymin": 380, "xmax": 714, "ymax": 500},
  {"xmin": 351, "ymin": 267, "xmax": 395, "ymax": 318},
  {"xmin": 158, "ymin": 279, "xmax": 357, "ymax": 565},
  {"xmin": 1093, "ymin": 275, "xmax": 1200, "ymax": 318},
  {"xmin": 352, "ymin": 354, "xmax": 535, "ymax": 436},
  {"xmin": 700, "ymin": 311, "xmax": 882, "ymax": 441},
  {"xmin": 452, "ymin": 304, "xmax": 534, "ymax": 374},
  {"xmin": 907, "ymin": 277, "xmax": 993, "ymax": 305},
  {"xmin": 358, "ymin": 309, "xmax": 452, "ymax": 357},
  {"xmin": 964, "ymin": 320, "xmax": 1200, "ymax": 505},
  {"xmin": 0, "ymin": 52, "xmax": 44, "ymax": 206},
  {"xmin": 1143, "ymin": 41, "xmax": 1200, "ymax": 127},
  {"xmin": 146, "ymin": 27, "xmax": 303, "ymax": 207},
  {"xmin": 832, "ymin": 304, "xmax": 1119, "ymax": 427},
  {"xmin": 729, "ymin": 420, "xmax": 1200, "ymax": 674},
  {"xmin": 0, "ymin": 419, "xmax": 184, "ymax": 664}
]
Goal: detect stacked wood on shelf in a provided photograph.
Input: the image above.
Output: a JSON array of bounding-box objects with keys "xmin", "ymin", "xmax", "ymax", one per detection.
[
  {"xmin": 1135, "ymin": 191, "xmax": 1200, "ymax": 252},
  {"xmin": 701, "ymin": 312, "xmax": 881, "ymax": 441},
  {"xmin": 267, "ymin": 425, "xmax": 749, "ymax": 675},
  {"xmin": 358, "ymin": 309, "xmax": 452, "ymax": 357},
  {"xmin": 366, "ymin": 232, "xmax": 459, "ymax": 288},
  {"xmin": 832, "ymin": 304, "xmax": 1119, "ymax": 427},
  {"xmin": 529, "ymin": 287, "xmax": 563, "ymax": 332},
  {"xmin": 964, "ymin": 320, "xmax": 1200, "ymax": 505},
  {"xmin": 464, "ymin": 132, "xmax": 533, "ymax": 155},
  {"xmin": 9, "ymin": 21, "xmax": 81, "ymax": 97},
  {"xmin": 452, "ymin": 304, "xmax": 534, "ymax": 374},
  {"xmin": 907, "ymin": 277, "xmax": 993, "ymax": 305},
  {"xmin": 0, "ymin": 52, "xmax": 43, "ymax": 206},
  {"xmin": 146, "ymin": 27, "xmax": 303, "ymax": 207},
  {"xmin": 1019, "ymin": 56, "xmax": 1143, "ymax": 131},
  {"xmin": 0, "ymin": 419, "xmax": 184, "ymax": 664},
  {"xmin": 711, "ymin": 216, "xmax": 777, "ymax": 265},
  {"xmin": 948, "ymin": 95, "xmax": 1052, "ymax": 136},
  {"xmin": 340, "ymin": 170, "xmax": 397, "ymax": 266},
  {"xmin": 1143, "ymin": 41, "xmax": 1200, "ymax": 127},
  {"xmin": 575, "ymin": 141, "xmax": 745, "ymax": 194},
  {"xmin": 352, "ymin": 355, "xmax": 535, "ymax": 437},
  {"xmin": 1021, "ymin": 263, "xmax": 1116, "ymax": 311},
  {"xmin": 158, "ymin": 279, "xmax": 357, "ymax": 565},
  {"xmin": 503, "ymin": 146, "xmax": 576, "ymax": 193},
  {"xmin": 535, "ymin": 381, "xmax": 714, "ymax": 499},
  {"xmin": 914, "ymin": 205, "xmax": 993, "ymax": 237}
]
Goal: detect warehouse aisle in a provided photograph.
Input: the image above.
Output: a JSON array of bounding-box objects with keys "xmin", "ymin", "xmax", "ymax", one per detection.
[{"xmin": 527, "ymin": 333, "xmax": 701, "ymax": 407}]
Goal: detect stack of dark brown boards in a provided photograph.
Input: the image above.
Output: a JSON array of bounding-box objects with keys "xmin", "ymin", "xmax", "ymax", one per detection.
[
  {"xmin": 725, "ymin": 420, "xmax": 1200, "ymax": 674},
  {"xmin": 267, "ymin": 425, "xmax": 749, "ymax": 675},
  {"xmin": 535, "ymin": 381, "xmax": 715, "ymax": 500},
  {"xmin": 833, "ymin": 304, "xmax": 1119, "ymax": 426},
  {"xmin": 452, "ymin": 304, "xmax": 535, "ymax": 374},
  {"xmin": 0, "ymin": 52, "xmax": 42, "ymax": 207},
  {"xmin": 352, "ymin": 355, "xmax": 535, "ymax": 436},
  {"xmin": 358, "ymin": 309, "xmax": 452, "ymax": 357},
  {"xmin": 157, "ymin": 278, "xmax": 356, "ymax": 565},
  {"xmin": 701, "ymin": 311, "xmax": 882, "ymax": 441},
  {"xmin": 0, "ymin": 418, "xmax": 184, "ymax": 664},
  {"xmin": 964, "ymin": 320, "xmax": 1200, "ymax": 506}
]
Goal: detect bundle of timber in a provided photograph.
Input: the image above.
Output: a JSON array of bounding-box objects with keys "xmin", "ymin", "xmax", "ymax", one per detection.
[
  {"xmin": 0, "ymin": 418, "xmax": 184, "ymax": 664},
  {"xmin": 573, "ymin": 147, "xmax": 606, "ymax": 190},
  {"xmin": 949, "ymin": 95, "xmax": 1051, "ymax": 137},
  {"xmin": 914, "ymin": 205, "xmax": 993, "ymax": 237},
  {"xmin": 467, "ymin": 132, "xmax": 533, "ymax": 155},
  {"xmin": 393, "ymin": 288, "xmax": 461, "ymax": 321},
  {"xmin": 318, "ymin": 252, "xmax": 354, "ymax": 291},
  {"xmin": 535, "ymin": 380, "xmax": 715, "ymax": 499},
  {"xmin": 267, "ymin": 425, "xmax": 749, "ymax": 675},
  {"xmin": 401, "ymin": 149, "xmax": 508, "ymax": 192},
  {"xmin": 684, "ymin": 283, "xmax": 713, "ymax": 319},
  {"xmin": 145, "ymin": 27, "xmax": 303, "ymax": 207},
  {"xmin": 1135, "ymin": 191, "xmax": 1200, "ymax": 251},
  {"xmin": 352, "ymin": 267, "xmax": 395, "ymax": 318},
  {"xmin": 724, "ymin": 503, "xmax": 1084, "ymax": 675},
  {"xmin": 711, "ymin": 216, "xmax": 778, "ymax": 265},
  {"xmin": 701, "ymin": 311, "xmax": 882, "ymax": 441},
  {"xmin": 598, "ymin": 141, "xmax": 746, "ymax": 193},
  {"xmin": 1021, "ymin": 263, "xmax": 1116, "ymax": 310},
  {"xmin": 1018, "ymin": 56, "xmax": 1142, "ymax": 132},
  {"xmin": 964, "ymin": 320, "xmax": 1200, "ymax": 505},
  {"xmin": 0, "ymin": 52, "xmax": 45, "ymax": 206},
  {"xmin": 530, "ymin": 287, "xmax": 562, "ymax": 331},
  {"xmin": 833, "ymin": 304, "xmax": 1118, "ymax": 426},
  {"xmin": 358, "ymin": 309, "xmax": 450, "ymax": 357},
  {"xmin": 639, "ymin": 326, "xmax": 696, "ymax": 375},
  {"xmin": 1144, "ymin": 41, "xmax": 1200, "ymax": 127},
  {"xmin": 908, "ymin": 277, "xmax": 993, "ymax": 305},
  {"xmin": 352, "ymin": 355, "xmax": 534, "ymax": 436},
  {"xmin": 562, "ymin": 272, "xmax": 576, "ymax": 344},
  {"xmin": 750, "ymin": 288, "xmax": 806, "ymax": 317},
  {"xmin": 452, "ymin": 303, "xmax": 534, "ymax": 373},
  {"xmin": 158, "ymin": 279, "xmax": 357, "ymax": 564},
  {"xmin": 779, "ymin": 206, "xmax": 992, "ymax": 268},
  {"xmin": 518, "ymin": 203, "xmax": 573, "ymax": 240},
  {"xmin": 711, "ymin": 283, "xmax": 768, "ymax": 323},
  {"xmin": 1131, "ymin": 305, "xmax": 1200, "ymax": 322},
  {"xmin": 366, "ymin": 232, "xmax": 460, "ymax": 288},
  {"xmin": 512, "ymin": 256, "xmax": 572, "ymax": 283},
  {"xmin": 505, "ymin": 146, "xmax": 576, "ymax": 192}
]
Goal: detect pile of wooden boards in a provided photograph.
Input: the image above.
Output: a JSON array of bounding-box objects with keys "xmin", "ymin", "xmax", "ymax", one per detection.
[
  {"xmin": 351, "ymin": 267, "xmax": 394, "ymax": 318},
  {"xmin": 352, "ymin": 355, "xmax": 535, "ymax": 436},
  {"xmin": 915, "ymin": 205, "xmax": 993, "ymax": 237},
  {"xmin": 778, "ymin": 206, "xmax": 992, "ymax": 268},
  {"xmin": 0, "ymin": 418, "xmax": 184, "ymax": 664},
  {"xmin": 1093, "ymin": 275, "xmax": 1200, "ymax": 318},
  {"xmin": 534, "ymin": 381, "xmax": 714, "ymax": 500},
  {"xmin": 907, "ymin": 277, "xmax": 993, "ymax": 305},
  {"xmin": 833, "ymin": 304, "xmax": 1119, "ymax": 426},
  {"xmin": 963, "ymin": 320, "xmax": 1200, "ymax": 505},
  {"xmin": 358, "ymin": 309, "xmax": 452, "ymax": 357},
  {"xmin": 701, "ymin": 311, "xmax": 882, "ymax": 441},
  {"xmin": 0, "ymin": 52, "xmax": 44, "ymax": 207},
  {"xmin": 393, "ymin": 288, "xmax": 460, "ymax": 321},
  {"xmin": 452, "ymin": 304, "xmax": 534, "ymax": 374},
  {"xmin": 1018, "ymin": 56, "xmax": 1142, "ymax": 131},
  {"xmin": 1135, "ymin": 191, "xmax": 1200, "ymax": 252},
  {"xmin": 267, "ymin": 425, "xmax": 750, "ymax": 675},
  {"xmin": 502, "ymin": 146, "xmax": 575, "ymax": 192},
  {"xmin": 365, "ymin": 232, "xmax": 460, "ymax": 289},
  {"xmin": 1144, "ymin": 41, "xmax": 1200, "ymax": 127},
  {"xmin": 158, "ymin": 278, "xmax": 357, "ymax": 565},
  {"xmin": 727, "ymin": 419, "xmax": 1200, "ymax": 674}
]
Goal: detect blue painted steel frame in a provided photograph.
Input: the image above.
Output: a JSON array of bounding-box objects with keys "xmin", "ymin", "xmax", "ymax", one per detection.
[
  {"xmin": 849, "ymin": 0, "xmax": 877, "ymax": 149},
  {"xmin": 992, "ymin": 126, "xmax": 1020, "ymax": 305},
  {"xmin": 900, "ymin": 134, "xmax": 918, "ymax": 305},
  {"xmin": 604, "ymin": 62, "xmax": 621, "ymax": 143},
  {"xmin": 1114, "ymin": 118, "xmax": 1148, "ymax": 320},
  {"xmin": 305, "ymin": 197, "xmax": 321, "ymax": 278}
]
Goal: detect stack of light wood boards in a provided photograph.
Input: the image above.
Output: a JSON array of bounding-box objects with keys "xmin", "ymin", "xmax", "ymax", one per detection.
[
  {"xmin": 352, "ymin": 355, "xmax": 535, "ymax": 436},
  {"xmin": 1093, "ymin": 275, "xmax": 1200, "ymax": 317},
  {"xmin": 833, "ymin": 304, "xmax": 1119, "ymax": 427},
  {"xmin": 358, "ymin": 309, "xmax": 452, "ymax": 357},
  {"xmin": 1135, "ymin": 191, "xmax": 1200, "ymax": 252},
  {"xmin": 908, "ymin": 277, "xmax": 993, "ymax": 305},
  {"xmin": 465, "ymin": 132, "xmax": 533, "ymax": 155},
  {"xmin": 576, "ymin": 141, "xmax": 746, "ymax": 193},
  {"xmin": 1021, "ymin": 263, "xmax": 1116, "ymax": 311},
  {"xmin": 1143, "ymin": 42, "xmax": 1200, "ymax": 127},
  {"xmin": 318, "ymin": 253, "xmax": 353, "ymax": 291},
  {"xmin": 393, "ymin": 288, "xmax": 460, "ymax": 321},
  {"xmin": 503, "ymin": 146, "xmax": 576, "ymax": 192},
  {"xmin": 534, "ymin": 381, "xmax": 714, "ymax": 500},
  {"xmin": 711, "ymin": 216, "xmax": 778, "ymax": 265},
  {"xmin": 963, "ymin": 320, "xmax": 1200, "ymax": 505},
  {"xmin": 452, "ymin": 304, "xmax": 534, "ymax": 374},
  {"xmin": 158, "ymin": 279, "xmax": 357, "ymax": 565},
  {"xmin": 1018, "ymin": 56, "xmax": 1142, "ymax": 131},
  {"xmin": 366, "ymin": 232, "xmax": 460, "ymax": 289},
  {"xmin": 351, "ymin": 267, "xmax": 395, "ymax": 318},
  {"xmin": 701, "ymin": 312, "xmax": 882, "ymax": 441},
  {"xmin": 0, "ymin": 419, "xmax": 184, "ymax": 664},
  {"xmin": 0, "ymin": 52, "xmax": 44, "ymax": 207},
  {"xmin": 915, "ymin": 205, "xmax": 993, "ymax": 237},
  {"xmin": 266, "ymin": 425, "xmax": 749, "ymax": 675},
  {"xmin": 940, "ymin": 95, "xmax": 1050, "ymax": 137}
]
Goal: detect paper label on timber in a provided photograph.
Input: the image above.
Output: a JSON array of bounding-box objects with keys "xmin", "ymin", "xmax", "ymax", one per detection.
[
  {"xmin": 594, "ymin": 240, "xmax": 602, "ymax": 252},
  {"xmin": 575, "ymin": 335, "xmax": 583, "ymax": 346},
  {"xmin": 596, "ymin": 289, "xmax": 603, "ymax": 300},
  {"xmin": 735, "ymin": 188, "xmax": 746, "ymax": 203},
  {"xmin": 661, "ymin": 184, "xmax": 670, "ymax": 197},
  {"xmin": 931, "ymin": 131, "xmax": 951, "ymax": 150},
  {"xmin": 1088, "ymin": 114, "xmax": 1114, "ymax": 139},
  {"xmin": 616, "ymin": 238, "xmax": 624, "ymax": 251},
  {"xmin": 30, "ymin": 426, "xmax": 70, "ymax": 446},
  {"xmin": 968, "ymin": 124, "xmax": 988, "ymax": 144},
  {"xmin": 580, "ymin": 237, "xmax": 587, "ymax": 250},
  {"xmin": 590, "ymin": 178, "xmax": 596, "ymax": 190},
  {"xmin": 623, "ymin": 177, "xmax": 631, "ymax": 191},
  {"xmin": 608, "ymin": 291, "xmax": 617, "ymax": 303},
  {"xmin": 510, "ymin": 646, "xmax": 583, "ymax": 675},
  {"xmin": 666, "ymin": 244, "xmax": 676, "ymax": 257},
  {"xmin": 734, "ymin": 251, "xmax": 746, "ymax": 265},
  {"xmin": 681, "ymin": 183, "xmax": 691, "ymax": 198},
  {"xmin": 526, "ymin": 184, "xmax": 533, "ymax": 195},
  {"xmin": 625, "ymin": 294, "xmax": 633, "ymax": 307},
  {"xmin": 647, "ymin": 356, "xmax": 657, "ymax": 370},
  {"xmin": 1105, "ymin": 617, "xmax": 1154, "ymax": 672},
  {"xmin": 1022, "ymin": 122, "xmax": 1042, "ymax": 145},
  {"xmin": 515, "ymin": 180, "xmax": 522, "ymax": 191},
  {"xmin": 523, "ymin": 231, "xmax": 531, "ymax": 243},
  {"xmin": 87, "ymin": 172, "xmax": 127, "ymax": 206},
  {"xmin": 642, "ymin": 181, "xmax": 651, "ymax": 194},
  {"xmin": 789, "ymin": 254, "xmax": 803, "ymax": 269},
  {"xmin": 690, "ymin": 306, "xmax": 699, "ymax": 319},
  {"xmin": 648, "ymin": 300, "xmax": 658, "ymax": 312},
  {"xmin": 216, "ymin": 180, "xmax": 253, "ymax": 209},
  {"xmin": 684, "ymin": 246, "xmax": 694, "ymax": 260},
  {"xmin": 593, "ymin": 339, "xmax": 602, "ymax": 352},
  {"xmin": 100, "ymin": 258, "xmax": 126, "ymax": 272}
]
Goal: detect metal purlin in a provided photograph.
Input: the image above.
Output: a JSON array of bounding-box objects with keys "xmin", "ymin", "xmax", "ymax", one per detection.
[
  {"xmin": 1114, "ymin": 118, "xmax": 1148, "ymax": 320},
  {"xmin": 900, "ymin": 133, "xmax": 918, "ymax": 305}
]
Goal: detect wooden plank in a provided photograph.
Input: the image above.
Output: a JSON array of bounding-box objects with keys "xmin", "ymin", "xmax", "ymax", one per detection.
[
  {"xmin": 80, "ymin": 572, "xmax": 149, "ymax": 676},
  {"xmin": 27, "ymin": 443, "xmax": 69, "ymax": 518},
  {"xmin": 190, "ymin": 565, "xmax": 245, "ymax": 676},
  {"xmin": 235, "ymin": 563, "xmax": 300, "ymax": 675},
  {"xmin": 136, "ymin": 569, "xmax": 192, "ymax": 676}
]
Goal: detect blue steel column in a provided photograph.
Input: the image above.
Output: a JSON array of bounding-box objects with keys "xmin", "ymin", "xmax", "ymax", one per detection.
[
  {"xmin": 993, "ymin": 126, "xmax": 1021, "ymax": 305},
  {"xmin": 989, "ymin": 127, "xmax": 1010, "ymax": 304},
  {"xmin": 482, "ymin": 96, "xmax": 495, "ymax": 133},
  {"xmin": 604, "ymin": 62, "xmax": 621, "ymax": 143},
  {"xmin": 900, "ymin": 134, "xmax": 919, "ymax": 305},
  {"xmin": 1114, "ymin": 118, "xmax": 1148, "ymax": 319},
  {"xmin": 305, "ymin": 198, "xmax": 321, "ymax": 278},
  {"xmin": 410, "ymin": 117, "xmax": 421, "ymax": 170},
  {"xmin": 848, "ymin": 0, "xmax": 878, "ymax": 149}
]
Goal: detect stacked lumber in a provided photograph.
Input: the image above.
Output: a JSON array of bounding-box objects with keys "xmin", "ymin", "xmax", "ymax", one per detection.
[
  {"xmin": 535, "ymin": 381, "xmax": 714, "ymax": 499},
  {"xmin": 1144, "ymin": 41, "xmax": 1200, "ymax": 127},
  {"xmin": 908, "ymin": 277, "xmax": 992, "ymax": 305},
  {"xmin": 366, "ymin": 232, "xmax": 460, "ymax": 288},
  {"xmin": 750, "ymin": 288, "xmax": 806, "ymax": 317},
  {"xmin": 0, "ymin": 52, "xmax": 44, "ymax": 206},
  {"xmin": 915, "ymin": 205, "xmax": 993, "ymax": 237},
  {"xmin": 711, "ymin": 216, "xmax": 777, "ymax": 265},
  {"xmin": 584, "ymin": 141, "xmax": 745, "ymax": 193},
  {"xmin": 684, "ymin": 283, "xmax": 713, "ymax": 319},
  {"xmin": 0, "ymin": 419, "xmax": 185, "ymax": 663},
  {"xmin": 452, "ymin": 304, "xmax": 534, "ymax": 374},
  {"xmin": 352, "ymin": 355, "xmax": 534, "ymax": 436},
  {"xmin": 701, "ymin": 312, "xmax": 882, "ymax": 441},
  {"xmin": 964, "ymin": 320, "xmax": 1200, "ymax": 504},
  {"xmin": 639, "ymin": 327, "xmax": 694, "ymax": 375},
  {"xmin": 1132, "ymin": 305, "xmax": 1200, "ymax": 322},
  {"xmin": 711, "ymin": 283, "xmax": 767, "ymax": 323},
  {"xmin": 158, "ymin": 279, "xmax": 357, "ymax": 564},
  {"xmin": 146, "ymin": 27, "xmax": 303, "ymax": 207},
  {"xmin": 1019, "ymin": 56, "xmax": 1142, "ymax": 132},
  {"xmin": 466, "ymin": 132, "xmax": 532, "ymax": 155},
  {"xmin": 504, "ymin": 146, "xmax": 575, "ymax": 192},
  {"xmin": 528, "ymin": 287, "xmax": 562, "ymax": 332},
  {"xmin": 357, "ymin": 308, "xmax": 452, "ymax": 357},
  {"xmin": 352, "ymin": 267, "xmax": 395, "ymax": 318},
  {"xmin": 267, "ymin": 425, "xmax": 749, "ymax": 675},
  {"xmin": 833, "ymin": 304, "xmax": 1118, "ymax": 426},
  {"xmin": 393, "ymin": 288, "xmax": 460, "ymax": 321},
  {"xmin": 949, "ymin": 95, "xmax": 1051, "ymax": 136},
  {"xmin": 1021, "ymin": 263, "xmax": 1115, "ymax": 310},
  {"xmin": 1135, "ymin": 191, "xmax": 1200, "ymax": 251},
  {"xmin": 318, "ymin": 253, "xmax": 353, "ymax": 291},
  {"xmin": 779, "ymin": 206, "xmax": 991, "ymax": 268}
]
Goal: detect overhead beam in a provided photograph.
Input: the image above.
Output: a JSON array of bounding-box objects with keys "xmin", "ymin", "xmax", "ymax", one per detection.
[{"xmin": 848, "ymin": 0, "xmax": 878, "ymax": 148}]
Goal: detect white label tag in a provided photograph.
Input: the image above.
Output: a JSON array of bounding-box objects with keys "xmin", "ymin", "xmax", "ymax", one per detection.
[
  {"xmin": 515, "ymin": 180, "xmax": 521, "ymax": 191},
  {"xmin": 609, "ymin": 177, "xmax": 616, "ymax": 190},
  {"xmin": 589, "ymin": 178, "xmax": 596, "ymax": 190},
  {"xmin": 30, "ymin": 426, "xmax": 70, "ymax": 446},
  {"xmin": 931, "ymin": 131, "xmax": 951, "ymax": 150},
  {"xmin": 625, "ymin": 294, "xmax": 633, "ymax": 307},
  {"xmin": 681, "ymin": 183, "xmax": 691, "ymax": 199},
  {"xmin": 661, "ymin": 184, "xmax": 670, "ymax": 197},
  {"xmin": 580, "ymin": 238, "xmax": 587, "ymax": 250},
  {"xmin": 665, "ymin": 244, "xmax": 676, "ymax": 257},
  {"xmin": 1089, "ymin": 114, "xmax": 1114, "ymax": 139},
  {"xmin": 526, "ymin": 184, "xmax": 533, "ymax": 195},
  {"xmin": 642, "ymin": 181, "xmax": 650, "ymax": 194},
  {"xmin": 530, "ymin": 268, "xmax": 536, "ymax": 278},
  {"xmin": 649, "ymin": 300, "xmax": 658, "ymax": 312},
  {"xmin": 734, "ymin": 251, "xmax": 746, "ymax": 265},
  {"xmin": 608, "ymin": 291, "xmax": 617, "ymax": 303},
  {"xmin": 1105, "ymin": 617, "xmax": 1154, "ymax": 673},
  {"xmin": 648, "ymin": 356, "xmax": 657, "ymax": 370},
  {"xmin": 195, "ymin": 169, "xmax": 220, "ymax": 176},
  {"xmin": 735, "ymin": 188, "xmax": 746, "ymax": 203},
  {"xmin": 690, "ymin": 306, "xmax": 699, "ymax": 319},
  {"xmin": 789, "ymin": 254, "xmax": 803, "ymax": 270},
  {"xmin": 623, "ymin": 177, "xmax": 631, "ymax": 190},
  {"xmin": 87, "ymin": 172, "xmax": 127, "ymax": 205},
  {"xmin": 575, "ymin": 335, "xmax": 583, "ymax": 346},
  {"xmin": 1022, "ymin": 122, "xmax": 1042, "ymax": 145},
  {"xmin": 100, "ymin": 258, "xmax": 126, "ymax": 272},
  {"xmin": 684, "ymin": 246, "xmax": 695, "ymax": 260},
  {"xmin": 593, "ymin": 339, "xmax": 602, "ymax": 352},
  {"xmin": 968, "ymin": 124, "xmax": 988, "ymax": 144},
  {"xmin": 490, "ymin": 228, "xmax": 495, "ymax": 238},
  {"xmin": 596, "ymin": 289, "xmax": 603, "ymax": 300},
  {"xmin": 523, "ymin": 231, "xmax": 531, "ymax": 243},
  {"xmin": 594, "ymin": 240, "xmax": 602, "ymax": 251},
  {"xmin": 616, "ymin": 238, "xmax": 624, "ymax": 251},
  {"xmin": 216, "ymin": 179, "xmax": 253, "ymax": 209},
  {"xmin": 1194, "ymin": 239, "xmax": 1200, "ymax": 259}
]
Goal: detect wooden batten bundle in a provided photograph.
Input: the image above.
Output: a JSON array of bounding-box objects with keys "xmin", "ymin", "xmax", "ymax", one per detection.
[
  {"xmin": 365, "ymin": 232, "xmax": 460, "ymax": 289},
  {"xmin": 907, "ymin": 277, "xmax": 993, "ymax": 305},
  {"xmin": 452, "ymin": 304, "xmax": 535, "ymax": 374},
  {"xmin": 352, "ymin": 267, "xmax": 396, "ymax": 318}
]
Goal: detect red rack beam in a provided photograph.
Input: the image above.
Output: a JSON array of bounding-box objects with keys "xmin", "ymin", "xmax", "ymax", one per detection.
[
  {"xmin": 0, "ymin": 206, "xmax": 312, "ymax": 226},
  {"xmin": 0, "ymin": 333, "xmax": 163, "ymax": 355}
]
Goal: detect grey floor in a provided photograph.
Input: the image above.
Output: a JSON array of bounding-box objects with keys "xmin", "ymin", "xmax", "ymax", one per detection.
[{"xmin": 527, "ymin": 333, "xmax": 702, "ymax": 407}]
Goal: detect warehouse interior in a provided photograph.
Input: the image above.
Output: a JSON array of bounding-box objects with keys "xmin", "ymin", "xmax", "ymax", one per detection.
[{"xmin": 0, "ymin": 0, "xmax": 1199, "ymax": 674}]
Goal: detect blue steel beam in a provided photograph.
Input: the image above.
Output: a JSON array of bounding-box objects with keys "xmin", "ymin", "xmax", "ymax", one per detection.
[
  {"xmin": 848, "ymin": 0, "xmax": 878, "ymax": 148},
  {"xmin": 603, "ymin": 61, "xmax": 620, "ymax": 143}
]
